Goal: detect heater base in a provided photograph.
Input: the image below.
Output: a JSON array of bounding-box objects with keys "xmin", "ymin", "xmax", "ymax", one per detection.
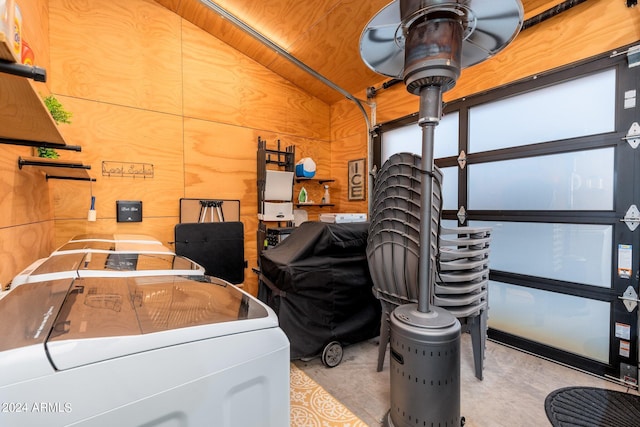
[
  {"xmin": 382, "ymin": 410, "xmax": 466, "ymax": 427},
  {"xmin": 388, "ymin": 304, "xmax": 462, "ymax": 427}
]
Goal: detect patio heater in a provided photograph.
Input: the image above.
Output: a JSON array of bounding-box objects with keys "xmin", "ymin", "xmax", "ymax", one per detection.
[{"xmin": 360, "ymin": 1, "xmax": 523, "ymax": 426}]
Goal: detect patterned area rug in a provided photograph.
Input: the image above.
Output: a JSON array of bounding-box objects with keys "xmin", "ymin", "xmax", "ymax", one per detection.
[
  {"xmin": 545, "ymin": 386, "xmax": 640, "ymax": 427},
  {"xmin": 290, "ymin": 364, "xmax": 368, "ymax": 427}
]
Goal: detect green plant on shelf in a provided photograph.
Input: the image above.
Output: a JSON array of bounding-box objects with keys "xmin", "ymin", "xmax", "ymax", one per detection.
[
  {"xmin": 38, "ymin": 95, "xmax": 73, "ymax": 159},
  {"xmin": 44, "ymin": 95, "xmax": 73, "ymax": 125},
  {"xmin": 37, "ymin": 147, "xmax": 60, "ymax": 159}
]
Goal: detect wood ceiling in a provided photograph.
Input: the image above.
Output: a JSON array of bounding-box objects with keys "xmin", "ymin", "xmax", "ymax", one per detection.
[{"xmin": 154, "ymin": 0, "xmax": 566, "ymax": 105}]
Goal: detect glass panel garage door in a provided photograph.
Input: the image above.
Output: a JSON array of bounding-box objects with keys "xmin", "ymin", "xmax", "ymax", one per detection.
[{"xmin": 378, "ymin": 48, "xmax": 640, "ymax": 383}]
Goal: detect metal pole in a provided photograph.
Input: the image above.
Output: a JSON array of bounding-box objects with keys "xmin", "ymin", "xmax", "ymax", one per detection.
[
  {"xmin": 0, "ymin": 61, "xmax": 46, "ymax": 81},
  {"xmin": 417, "ymin": 85, "xmax": 443, "ymax": 313}
]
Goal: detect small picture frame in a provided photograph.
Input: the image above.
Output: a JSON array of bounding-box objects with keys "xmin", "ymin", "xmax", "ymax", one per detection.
[{"xmin": 348, "ymin": 158, "xmax": 366, "ymax": 201}]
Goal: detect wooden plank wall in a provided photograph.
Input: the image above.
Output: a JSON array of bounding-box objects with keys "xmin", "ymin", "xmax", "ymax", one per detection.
[
  {"xmin": 330, "ymin": 0, "xmax": 640, "ymax": 195},
  {"xmin": 1, "ymin": 0, "xmax": 330, "ymax": 296},
  {"xmin": 0, "ymin": 1, "xmax": 55, "ymax": 288}
]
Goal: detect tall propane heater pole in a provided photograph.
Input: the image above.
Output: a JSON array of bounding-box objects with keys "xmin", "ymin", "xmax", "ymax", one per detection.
[
  {"xmin": 416, "ymin": 84, "xmax": 440, "ymax": 313},
  {"xmin": 361, "ymin": 2, "xmax": 523, "ymax": 426}
]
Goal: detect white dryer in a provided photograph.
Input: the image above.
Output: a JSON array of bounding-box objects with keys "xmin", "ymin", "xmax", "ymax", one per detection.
[{"xmin": 0, "ymin": 274, "xmax": 290, "ymax": 426}]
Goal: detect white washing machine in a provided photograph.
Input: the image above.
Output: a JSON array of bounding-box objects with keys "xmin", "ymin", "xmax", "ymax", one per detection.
[
  {"xmin": 11, "ymin": 234, "xmax": 205, "ymax": 288},
  {"xmin": 52, "ymin": 240, "xmax": 173, "ymax": 256},
  {"xmin": 11, "ymin": 252, "xmax": 205, "ymax": 287},
  {"xmin": 0, "ymin": 274, "xmax": 290, "ymax": 426},
  {"xmin": 68, "ymin": 234, "xmax": 164, "ymax": 245}
]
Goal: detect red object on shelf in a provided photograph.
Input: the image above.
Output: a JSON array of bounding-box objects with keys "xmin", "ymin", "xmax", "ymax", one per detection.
[{"xmin": 21, "ymin": 39, "xmax": 33, "ymax": 65}]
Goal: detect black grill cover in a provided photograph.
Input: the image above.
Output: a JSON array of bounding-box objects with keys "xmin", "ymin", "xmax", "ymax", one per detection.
[{"xmin": 259, "ymin": 221, "xmax": 381, "ymax": 359}]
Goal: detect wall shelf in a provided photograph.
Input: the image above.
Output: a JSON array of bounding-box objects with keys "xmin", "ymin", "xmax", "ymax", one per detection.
[
  {"xmin": 0, "ymin": 32, "xmax": 76, "ymax": 150},
  {"xmin": 18, "ymin": 156, "xmax": 95, "ymax": 181},
  {"xmin": 295, "ymin": 178, "xmax": 336, "ymax": 208},
  {"xmin": 0, "ymin": 74, "xmax": 71, "ymax": 147},
  {"xmin": 295, "ymin": 178, "xmax": 335, "ymax": 184},
  {"xmin": 0, "ymin": 136, "xmax": 81, "ymax": 151},
  {"xmin": 0, "ymin": 32, "xmax": 17, "ymax": 62},
  {"xmin": 2, "ymin": 33, "xmax": 90, "ymax": 182}
]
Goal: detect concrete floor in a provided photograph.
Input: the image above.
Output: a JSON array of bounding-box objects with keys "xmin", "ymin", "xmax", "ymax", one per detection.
[{"xmin": 295, "ymin": 334, "xmax": 637, "ymax": 426}]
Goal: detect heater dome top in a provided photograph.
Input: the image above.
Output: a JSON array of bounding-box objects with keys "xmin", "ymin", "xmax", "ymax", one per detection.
[{"xmin": 360, "ymin": 0, "xmax": 524, "ymax": 79}]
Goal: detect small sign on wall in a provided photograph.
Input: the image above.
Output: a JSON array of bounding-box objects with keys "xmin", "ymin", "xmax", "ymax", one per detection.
[
  {"xmin": 117, "ymin": 200, "xmax": 143, "ymax": 222},
  {"xmin": 348, "ymin": 158, "xmax": 366, "ymax": 201}
]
